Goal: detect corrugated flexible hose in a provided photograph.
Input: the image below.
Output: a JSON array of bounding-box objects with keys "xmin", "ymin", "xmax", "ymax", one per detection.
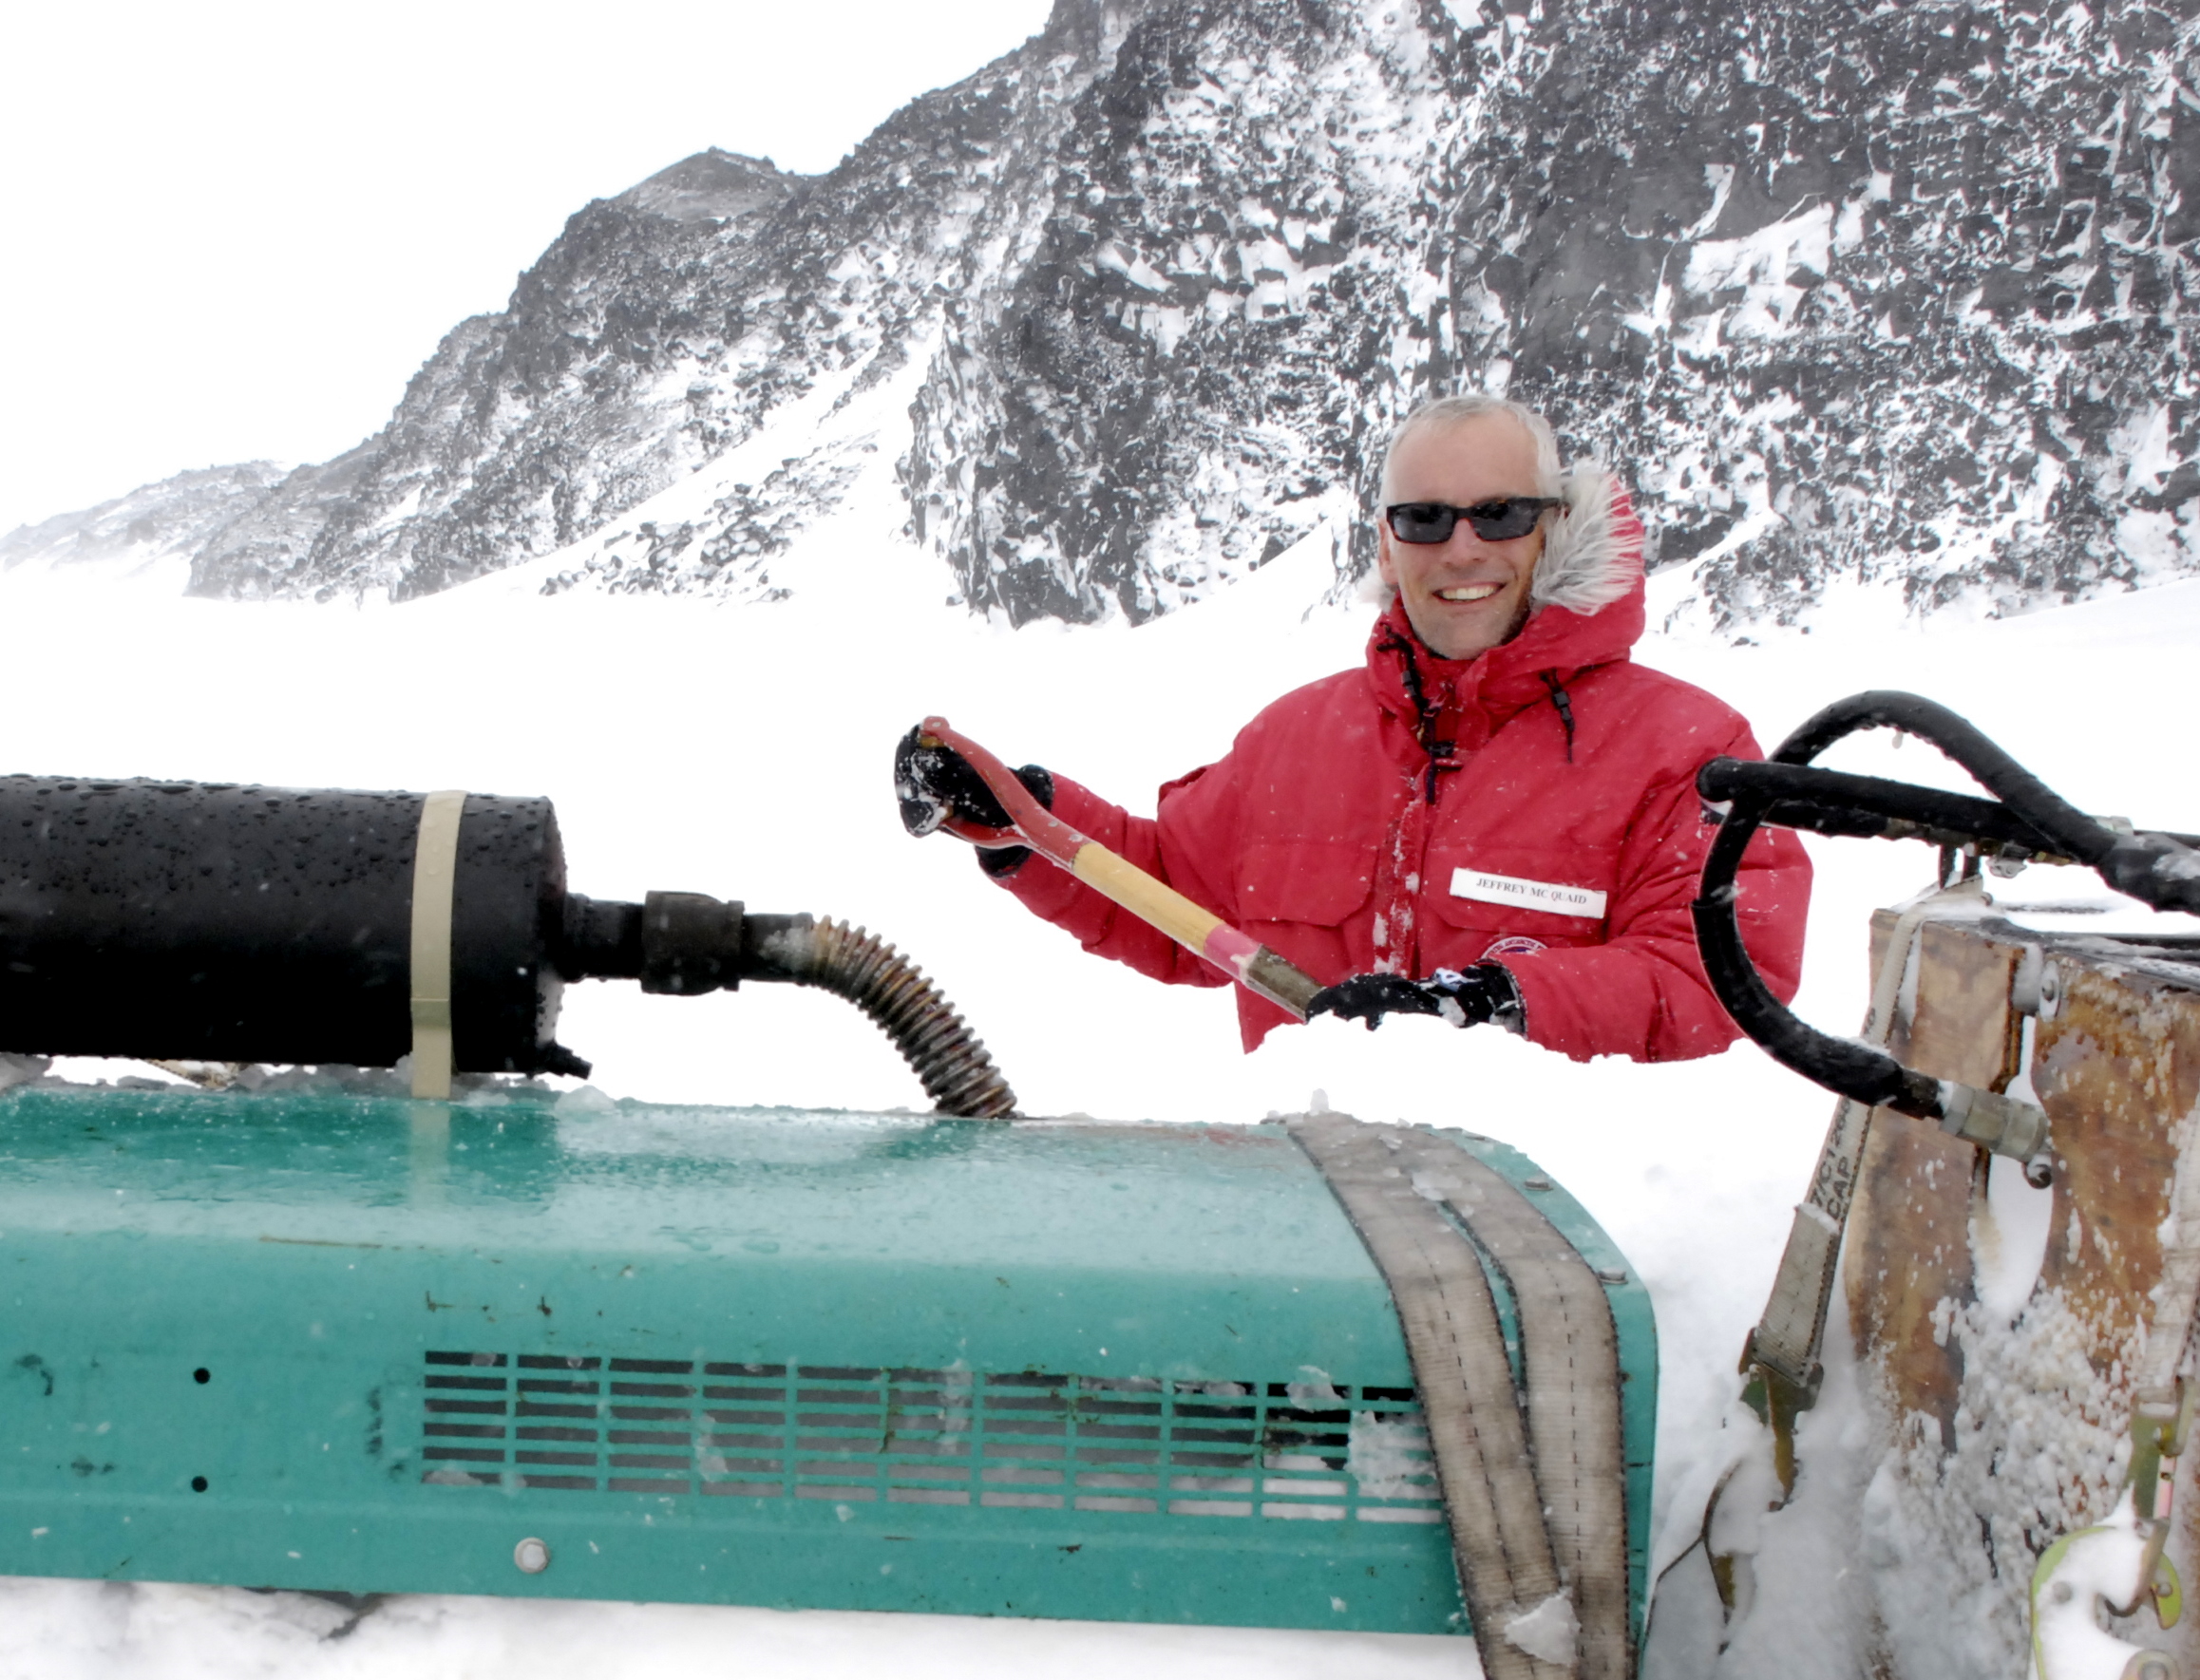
[{"xmin": 774, "ymin": 916, "xmax": 1016, "ymax": 1119}]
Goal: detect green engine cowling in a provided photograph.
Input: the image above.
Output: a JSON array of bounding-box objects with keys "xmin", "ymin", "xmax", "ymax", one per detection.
[{"xmin": 0, "ymin": 1079, "xmax": 1654, "ymax": 1641}]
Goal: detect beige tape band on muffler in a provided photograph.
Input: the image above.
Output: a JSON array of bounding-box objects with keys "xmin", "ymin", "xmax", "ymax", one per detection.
[{"xmin": 409, "ymin": 790, "xmax": 467, "ymax": 1100}]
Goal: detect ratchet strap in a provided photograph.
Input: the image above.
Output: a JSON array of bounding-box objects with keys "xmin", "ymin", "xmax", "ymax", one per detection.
[
  {"xmin": 408, "ymin": 790, "xmax": 466, "ymax": 1100},
  {"xmin": 1738, "ymin": 876, "xmax": 1984, "ymax": 1483},
  {"xmin": 1291, "ymin": 1113, "xmax": 1629, "ymax": 1680}
]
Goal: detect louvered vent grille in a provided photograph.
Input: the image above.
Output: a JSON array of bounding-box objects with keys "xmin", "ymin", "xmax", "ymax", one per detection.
[{"xmin": 419, "ymin": 1352, "xmax": 1443, "ymax": 1522}]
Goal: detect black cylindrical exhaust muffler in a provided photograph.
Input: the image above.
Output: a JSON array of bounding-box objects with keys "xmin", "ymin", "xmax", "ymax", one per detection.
[
  {"xmin": 0, "ymin": 771, "xmax": 1018, "ymax": 1116},
  {"xmin": 0, "ymin": 776, "xmax": 580, "ymax": 1076}
]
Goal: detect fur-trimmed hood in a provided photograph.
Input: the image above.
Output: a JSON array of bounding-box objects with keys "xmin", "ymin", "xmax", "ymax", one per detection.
[{"xmin": 1527, "ymin": 464, "xmax": 1643, "ymax": 616}]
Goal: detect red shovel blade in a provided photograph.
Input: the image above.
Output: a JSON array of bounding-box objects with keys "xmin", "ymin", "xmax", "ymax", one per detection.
[{"xmin": 920, "ymin": 717, "xmax": 1096, "ymax": 868}]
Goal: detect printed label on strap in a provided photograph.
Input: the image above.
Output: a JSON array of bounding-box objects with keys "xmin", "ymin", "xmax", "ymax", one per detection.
[{"xmin": 1450, "ymin": 867, "xmax": 1607, "ymax": 920}]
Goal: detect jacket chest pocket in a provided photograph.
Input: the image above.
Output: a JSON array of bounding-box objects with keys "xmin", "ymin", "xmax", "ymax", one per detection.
[
  {"xmin": 1233, "ymin": 840, "xmax": 1376, "ymax": 929},
  {"xmin": 1425, "ymin": 846, "xmax": 1617, "ymax": 949}
]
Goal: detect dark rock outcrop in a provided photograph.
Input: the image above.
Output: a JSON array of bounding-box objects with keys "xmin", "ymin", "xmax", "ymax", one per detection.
[{"xmin": 1451, "ymin": 0, "xmax": 2199, "ymax": 631}]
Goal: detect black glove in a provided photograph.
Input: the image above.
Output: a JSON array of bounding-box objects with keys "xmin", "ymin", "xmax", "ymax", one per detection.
[
  {"xmin": 1307, "ymin": 965, "xmax": 1522, "ymax": 1032},
  {"xmin": 894, "ymin": 727, "xmax": 1054, "ymax": 878}
]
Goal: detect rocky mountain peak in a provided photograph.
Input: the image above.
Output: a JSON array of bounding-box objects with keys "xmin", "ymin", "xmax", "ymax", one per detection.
[
  {"xmin": 614, "ymin": 149, "xmax": 805, "ymax": 225},
  {"xmin": 17, "ymin": 0, "xmax": 2194, "ymax": 633}
]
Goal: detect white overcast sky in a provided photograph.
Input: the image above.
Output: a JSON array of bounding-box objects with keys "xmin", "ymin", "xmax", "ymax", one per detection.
[{"xmin": 0, "ymin": 1, "xmax": 1055, "ymax": 535}]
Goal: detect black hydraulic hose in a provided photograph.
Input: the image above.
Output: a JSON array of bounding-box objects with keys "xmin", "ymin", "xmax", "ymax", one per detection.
[
  {"xmin": 1772, "ymin": 690, "xmax": 2115, "ymax": 860},
  {"xmin": 1691, "ymin": 798, "xmax": 1944, "ymax": 1121},
  {"xmin": 742, "ymin": 915, "xmax": 1017, "ymax": 1119},
  {"xmin": 1769, "ymin": 690, "xmax": 2200, "ymax": 912},
  {"xmin": 1687, "ymin": 689, "xmax": 2199, "ymax": 1150},
  {"xmin": 1697, "ymin": 758, "xmax": 2068, "ymax": 858}
]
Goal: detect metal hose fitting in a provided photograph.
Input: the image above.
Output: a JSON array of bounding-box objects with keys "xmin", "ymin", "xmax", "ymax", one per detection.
[{"xmin": 752, "ymin": 915, "xmax": 1016, "ymax": 1119}]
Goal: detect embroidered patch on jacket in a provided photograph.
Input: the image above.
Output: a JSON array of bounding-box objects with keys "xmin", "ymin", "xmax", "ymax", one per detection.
[
  {"xmin": 1450, "ymin": 868, "xmax": 1609, "ymax": 919},
  {"xmin": 1480, "ymin": 935, "xmax": 1548, "ymax": 960}
]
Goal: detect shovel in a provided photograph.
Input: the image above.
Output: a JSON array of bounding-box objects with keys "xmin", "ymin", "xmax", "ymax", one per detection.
[{"xmin": 912, "ymin": 717, "xmax": 1322, "ymax": 1020}]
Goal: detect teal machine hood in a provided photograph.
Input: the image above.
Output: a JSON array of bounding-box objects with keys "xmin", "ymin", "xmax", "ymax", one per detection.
[{"xmin": 0, "ymin": 1082, "xmax": 1653, "ymax": 1642}]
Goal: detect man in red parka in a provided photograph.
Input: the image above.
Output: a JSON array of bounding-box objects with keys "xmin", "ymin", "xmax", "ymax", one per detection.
[{"xmin": 896, "ymin": 395, "xmax": 1809, "ymax": 1061}]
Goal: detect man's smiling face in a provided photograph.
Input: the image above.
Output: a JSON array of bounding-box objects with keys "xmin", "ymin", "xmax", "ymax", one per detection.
[{"xmin": 1376, "ymin": 412, "xmax": 1550, "ymax": 662}]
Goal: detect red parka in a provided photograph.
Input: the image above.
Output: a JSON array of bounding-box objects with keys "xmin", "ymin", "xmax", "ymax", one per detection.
[{"xmin": 994, "ymin": 481, "xmax": 1810, "ymax": 1061}]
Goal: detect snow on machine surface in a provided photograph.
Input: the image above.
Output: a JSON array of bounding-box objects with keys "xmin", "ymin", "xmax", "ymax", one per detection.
[{"xmin": 0, "ymin": 769, "xmax": 1655, "ymax": 1677}]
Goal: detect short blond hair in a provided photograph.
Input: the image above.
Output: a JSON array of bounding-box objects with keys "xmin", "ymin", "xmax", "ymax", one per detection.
[{"xmin": 1378, "ymin": 395, "xmax": 1562, "ymax": 501}]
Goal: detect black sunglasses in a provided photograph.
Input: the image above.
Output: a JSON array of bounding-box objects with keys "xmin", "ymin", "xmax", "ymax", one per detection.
[{"xmin": 1384, "ymin": 498, "xmax": 1561, "ymax": 544}]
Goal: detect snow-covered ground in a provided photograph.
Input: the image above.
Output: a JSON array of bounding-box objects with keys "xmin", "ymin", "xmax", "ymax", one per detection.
[{"xmin": 4, "ymin": 497, "xmax": 2196, "ymax": 1676}]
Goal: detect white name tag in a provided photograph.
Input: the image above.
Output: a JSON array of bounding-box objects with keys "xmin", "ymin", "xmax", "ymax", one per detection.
[{"xmin": 1450, "ymin": 868, "xmax": 1608, "ymax": 919}]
